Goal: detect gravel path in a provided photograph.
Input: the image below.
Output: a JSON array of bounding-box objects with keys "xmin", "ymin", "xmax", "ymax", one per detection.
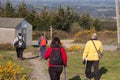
[
  {"xmin": 33, "ymin": 40, "xmax": 117, "ymax": 50},
  {"xmin": 24, "ymin": 52, "xmax": 50, "ymax": 80}
]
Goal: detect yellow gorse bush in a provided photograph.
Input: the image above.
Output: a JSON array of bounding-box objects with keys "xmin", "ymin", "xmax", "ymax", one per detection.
[
  {"xmin": 0, "ymin": 61, "xmax": 27, "ymax": 80},
  {"xmin": 74, "ymin": 28, "xmax": 96, "ymax": 43},
  {"xmin": 98, "ymin": 30, "xmax": 117, "ymax": 39},
  {"xmin": 67, "ymin": 45, "xmax": 83, "ymax": 52}
]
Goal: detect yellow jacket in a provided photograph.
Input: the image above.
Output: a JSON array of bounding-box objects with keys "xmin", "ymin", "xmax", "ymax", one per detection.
[{"xmin": 82, "ymin": 40, "xmax": 103, "ymax": 61}]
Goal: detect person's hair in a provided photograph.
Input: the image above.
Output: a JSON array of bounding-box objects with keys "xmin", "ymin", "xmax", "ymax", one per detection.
[
  {"xmin": 18, "ymin": 33, "xmax": 22, "ymax": 36},
  {"xmin": 50, "ymin": 37, "xmax": 61, "ymax": 48},
  {"xmin": 91, "ymin": 33, "xmax": 97, "ymax": 40},
  {"xmin": 41, "ymin": 33, "xmax": 44, "ymax": 36}
]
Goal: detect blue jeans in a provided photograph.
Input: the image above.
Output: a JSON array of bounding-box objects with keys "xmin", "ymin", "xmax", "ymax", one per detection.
[{"xmin": 40, "ymin": 46, "xmax": 46, "ymax": 59}]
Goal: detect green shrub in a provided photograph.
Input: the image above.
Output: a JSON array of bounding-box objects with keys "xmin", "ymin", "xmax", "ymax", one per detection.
[{"xmin": 32, "ymin": 30, "xmax": 73, "ymax": 40}]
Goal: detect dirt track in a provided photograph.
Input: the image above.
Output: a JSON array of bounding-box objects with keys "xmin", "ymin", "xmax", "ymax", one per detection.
[{"xmin": 24, "ymin": 52, "xmax": 50, "ymax": 80}]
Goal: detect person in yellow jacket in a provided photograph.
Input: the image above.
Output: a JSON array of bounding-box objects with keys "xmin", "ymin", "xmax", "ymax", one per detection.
[{"xmin": 82, "ymin": 33, "xmax": 103, "ymax": 80}]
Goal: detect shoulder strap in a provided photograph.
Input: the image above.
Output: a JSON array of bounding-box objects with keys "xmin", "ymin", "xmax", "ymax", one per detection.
[
  {"xmin": 17, "ymin": 36, "xmax": 24, "ymax": 42},
  {"xmin": 17, "ymin": 36, "xmax": 20, "ymax": 41},
  {"xmin": 91, "ymin": 40, "xmax": 98, "ymax": 54}
]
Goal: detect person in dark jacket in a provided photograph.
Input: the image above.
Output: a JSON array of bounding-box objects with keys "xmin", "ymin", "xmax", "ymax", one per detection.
[
  {"xmin": 13, "ymin": 33, "xmax": 26, "ymax": 60},
  {"xmin": 44, "ymin": 37, "xmax": 67, "ymax": 80}
]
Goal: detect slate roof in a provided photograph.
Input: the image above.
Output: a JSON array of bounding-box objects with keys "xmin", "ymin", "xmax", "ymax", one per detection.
[{"xmin": 0, "ymin": 18, "xmax": 24, "ymax": 28}]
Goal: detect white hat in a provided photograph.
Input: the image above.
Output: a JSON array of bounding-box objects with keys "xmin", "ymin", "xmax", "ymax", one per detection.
[{"xmin": 91, "ymin": 33, "xmax": 97, "ymax": 39}]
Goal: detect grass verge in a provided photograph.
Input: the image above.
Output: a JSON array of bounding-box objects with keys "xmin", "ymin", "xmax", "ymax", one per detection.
[
  {"xmin": 63, "ymin": 50, "xmax": 120, "ymax": 80},
  {"xmin": 0, "ymin": 50, "xmax": 32, "ymax": 80}
]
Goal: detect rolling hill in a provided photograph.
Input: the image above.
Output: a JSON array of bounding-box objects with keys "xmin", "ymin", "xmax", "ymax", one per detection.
[{"xmin": 0, "ymin": 0, "xmax": 117, "ymax": 18}]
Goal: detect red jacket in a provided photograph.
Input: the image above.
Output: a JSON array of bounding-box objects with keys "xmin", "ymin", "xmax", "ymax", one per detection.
[{"xmin": 44, "ymin": 47, "xmax": 67, "ymax": 67}]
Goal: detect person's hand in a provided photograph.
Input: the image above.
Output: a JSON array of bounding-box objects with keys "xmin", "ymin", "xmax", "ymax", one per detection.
[
  {"xmin": 64, "ymin": 65, "xmax": 67, "ymax": 67},
  {"xmin": 82, "ymin": 59, "xmax": 86, "ymax": 65}
]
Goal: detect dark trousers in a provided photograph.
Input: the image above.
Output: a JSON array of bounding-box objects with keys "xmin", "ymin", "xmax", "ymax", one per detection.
[
  {"xmin": 85, "ymin": 60, "xmax": 99, "ymax": 80},
  {"xmin": 48, "ymin": 67, "xmax": 63, "ymax": 80},
  {"xmin": 16, "ymin": 48, "xmax": 24, "ymax": 59}
]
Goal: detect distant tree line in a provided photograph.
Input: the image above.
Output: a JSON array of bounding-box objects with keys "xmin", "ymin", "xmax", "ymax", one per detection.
[{"xmin": 0, "ymin": 0, "xmax": 117, "ymax": 32}]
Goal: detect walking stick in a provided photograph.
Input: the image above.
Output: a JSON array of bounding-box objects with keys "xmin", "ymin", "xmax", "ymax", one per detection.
[{"xmin": 64, "ymin": 66, "xmax": 66, "ymax": 80}]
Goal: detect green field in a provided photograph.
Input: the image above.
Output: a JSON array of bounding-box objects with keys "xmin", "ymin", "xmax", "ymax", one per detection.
[
  {"xmin": 63, "ymin": 50, "xmax": 120, "ymax": 80},
  {"xmin": 0, "ymin": 48, "xmax": 120, "ymax": 80}
]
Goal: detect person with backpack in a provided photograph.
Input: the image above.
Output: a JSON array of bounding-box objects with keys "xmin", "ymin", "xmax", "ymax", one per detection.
[
  {"xmin": 44, "ymin": 37, "xmax": 67, "ymax": 80},
  {"xmin": 82, "ymin": 33, "xmax": 103, "ymax": 80},
  {"xmin": 38, "ymin": 33, "xmax": 47, "ymax": 59},
  {"xmin": 13, "ymin": 33, "xmax": 26, "ymax": 60}
]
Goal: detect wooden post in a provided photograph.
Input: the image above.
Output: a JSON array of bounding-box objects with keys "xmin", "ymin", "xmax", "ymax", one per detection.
[
  {"xmin": 43, "ymin": 31, "xmax": 45, "ymax": 37},
  {"xmin": 115, "ymin": 0, "xmax": 120, "ymax": 49},
  {"xmin": 50, "ymin": 26, "xmax": 52, "ymax": 40}
]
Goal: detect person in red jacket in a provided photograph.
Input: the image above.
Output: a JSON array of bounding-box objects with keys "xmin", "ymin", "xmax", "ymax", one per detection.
[{"xmin": 44, "ymin": 37, "xmax": 67, "ymax": 80}]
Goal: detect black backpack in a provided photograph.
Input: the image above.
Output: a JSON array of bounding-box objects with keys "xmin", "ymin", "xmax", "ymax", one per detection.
[
  {"xmin": 50, "ymin": 48, "xmax": 63, "ymax": 65},
  {"xmin": 14, "ymin": 36, "xmax": 26, "ymax": 49}
]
